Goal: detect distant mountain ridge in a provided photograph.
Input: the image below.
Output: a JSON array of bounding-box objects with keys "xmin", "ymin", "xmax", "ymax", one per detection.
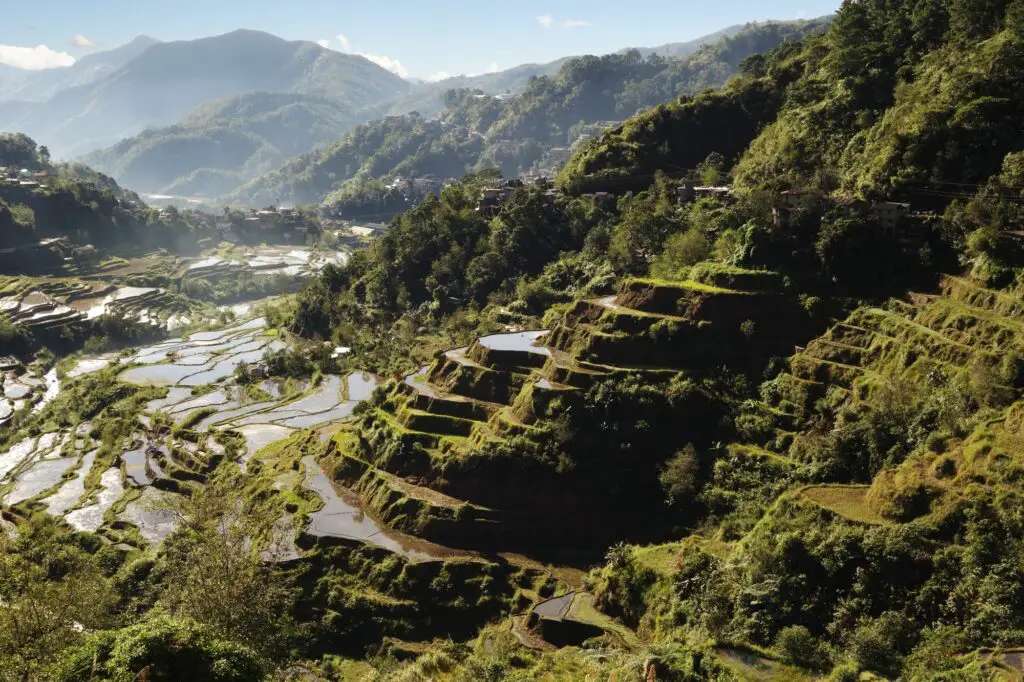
[
  {"xmin": 77, "ymin": 21, "xmax": 802, "ymax": 201},
  {"xmin": 83, "ymin": 91, "xmax": 380, "ymax": 197},
  {"xmin": 227, "ymin": 17, "xmax": 832, "ymax": 210},
  {"xmin": 0, "ymin": 30, "xmax": 411, "ymax": 159},
  {"xmin": 0, "ymin": 37, "xmax": 161, "ymax": 103},
  {"xmin": 5, "ymin": 18, "xmax": 829, "ymax": 204}
]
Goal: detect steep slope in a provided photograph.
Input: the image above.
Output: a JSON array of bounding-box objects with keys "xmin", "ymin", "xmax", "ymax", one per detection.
[
  {"xmin": 229, "ymin": 18, "xmax": 830, "ymax": 210},
  {"xmin": 561, "ymin": 1, "xmax": 1024, "ymax": 203},
  {"xmin": 0, "ymin": 30, "xmax": 410, "ymax": 159},
  {"xmin": 0, "ymin": 37, "xmax": 161, "ymax": 102},
  {"xmin": 82, "ymin": 92, "xmax": 378, "ymax": 198},
  {"xmin": 0, "ymin": 134, "xmax": 144, "ymax": 248}
]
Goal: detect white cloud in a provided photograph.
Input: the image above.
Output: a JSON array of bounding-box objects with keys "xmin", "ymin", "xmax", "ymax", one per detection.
[
  {"xmin": 537, "ymin": 15, "xmax": 591, "ymax": 29},
  {"xmin": 358, "ymin": 53, "xmax": 408, "ymax": 78},
  {"xmin": 426, "ymin": 71, "xmax": 453, "ymax": 82},
  {"xmin": 71, "ymin": 34, "xmax": 96, "ymax": 48},
  {"xmin": 316, "ymin": 39, "xmax": 330, "ymax": 48},
  {"xmin": 333, "ymin": 34, "xmax": 406, "ymax": 78},
  {"xmin": 0, "ymin": 44, "xmax": 75, "ymax": 70},
  {"xmin": 467, "ymin": 62, "xmax": 500, "ymax": 77}
]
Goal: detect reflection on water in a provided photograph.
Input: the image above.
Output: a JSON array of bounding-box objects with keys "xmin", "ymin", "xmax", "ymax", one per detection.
[
  {"xmin": 288, "ymin": 375, "xmax": 344, "ymax": 413},
  {"xmin": 276, "ymin": 403, "xmax": 357, "ymax": 429},
  {"xmin": 236, "ymin": 424, "xmax": 294, "ymax": 471},
  {"xmin": 147, "ymin": 387, "xmax": 192, "ymax": 413},
  {"xmin": 348, "ymin": 372, "xmax": 379, "ymax": 401},
  {"xmin": 43, "ymin": 450, "xmax": 97, "ymax": 516},
  {"xmin": 68, "ymin": 356, "xmax": 113, "ymax": 378},
  {"xmin": 123, "ymin": 448, "xmax": 152, "ymax": 486},
  {"xmin": 197, "ymin": 400, "xmax": 275, "ymax": 430},
  {"xmin": 7, "ymin": 456, "xmax": 77, "ymax": 505},
  {"xmin": 120, "ymin": 488, "xmax": 179, "ymax": 543},
  {"xmin": 169, "ymin": 390, "xmax": 229, "ymax": 414},
  {"xmin": 477, "ymin": 330, "xmax": 551, "ymax": 355},
  {"xmin": 121, "ymin": 363, "xmax": 203, "ymax": 386},
  {"xmin": 302, "ymin": 455, "xmax": 443, "ymax": 562},
  {"xmin": 65, "ymin": 468, "xmax": 124, "ymax": 533},
  {"xmin": 0, "ymin": 437, "xmax": 40, "ymax": 481}
]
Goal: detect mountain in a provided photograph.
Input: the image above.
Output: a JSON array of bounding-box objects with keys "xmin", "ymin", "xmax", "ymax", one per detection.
[
  {"xmin": 559, "ymin": 4, "xmax": 1022, "ymax": 203},
  {"xmin": 228, "ymin": 17, "xmax": 831, "ymax": 210},
  {"xmin": 381, "ymin": 23, "xmax": 786, "ymax": 120},
  {"xmin": 382, "ymin": 60, "xmax": 573, "ymax": 118},
  {"xmin": 623, "ymin": 22, "xmax": 750, "ymax": 58},
  {"xmin": 82, "ymin": 91, "xmax": 380, "ymax": 198},
  {"xmin": 0, "ymin": 36, "xmax": 161, "ymax": 102},
  {"xmin": 9, "ymin": 2, "xmax": 1024, "ymax": 679},
  {"xmin": 0, "ymin": 30, "xmax": 411, "ymax": 159}
]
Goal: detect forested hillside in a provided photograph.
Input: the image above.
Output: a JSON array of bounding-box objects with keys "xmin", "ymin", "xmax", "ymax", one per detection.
[
  {"xmin": 228, "ymin": 18, "xmax": 830, "ymax": 210},
  {"xmin": 82, "ymin": 92, "xmax": 379, "ymax": 198},
  {"xmin": 561, "ymin": 0, "xmax": 1024, "ymax": 204},
  {"xmin": 274, "ymin": 1, "xmax": 1024, "ymax": 679},
  {"xmin": 0, "ymin": 133, "xmax": 223, "ymax": 251}
]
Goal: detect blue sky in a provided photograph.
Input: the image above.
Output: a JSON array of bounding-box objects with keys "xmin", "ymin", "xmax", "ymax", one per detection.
[{"xmin": 0, "ymin": 0, "xmax": 841, "ymax": 79}]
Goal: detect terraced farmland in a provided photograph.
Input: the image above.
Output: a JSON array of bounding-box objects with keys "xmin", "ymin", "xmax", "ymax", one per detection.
[{"xmin": 320, "ymin": 270, "xmax": 812, "ymax": 563}]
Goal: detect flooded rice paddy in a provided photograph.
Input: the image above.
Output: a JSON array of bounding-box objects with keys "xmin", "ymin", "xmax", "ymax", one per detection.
[
  {"xmin": 64, "ymin": 467, "xmax": 125, "ymax": 533},
  {"xmin": 0, "ymin": 316, "xmax": 384, "ymax": 552},
  {"xmin": 45, "ymin": 450, "xmax": 97, "ymax": 517},
  {"xmin": 301, "ymin": 455, "xmax": 442, "ymax": 562},
  {"xmin": 0, "ymin": 315, "xmax": 535, "ymax": 565}
]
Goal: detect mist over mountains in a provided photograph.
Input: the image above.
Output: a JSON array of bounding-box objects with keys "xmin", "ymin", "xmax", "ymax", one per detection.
[
  {"xmin": 0, "ymin": 30, "xmax": 410, "ymax": 159},
  {"xmin": 0, "ymin": 18, "xmax": 831, "ymax": 207}
]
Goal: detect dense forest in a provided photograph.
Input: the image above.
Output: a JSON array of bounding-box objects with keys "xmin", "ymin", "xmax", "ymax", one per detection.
[{"xmin": 227, "ymin": 18, "xmax": 830, "ymax": 211}]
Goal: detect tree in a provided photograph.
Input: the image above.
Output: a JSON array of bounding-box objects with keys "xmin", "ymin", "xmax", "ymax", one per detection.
[
  {"xmin": 697, "ymin": 152, "xmax": 726, "ymax": 186},
  {"xmin": 51, "ymin": 616, "xmax": 267, "ymax": 682},
  {"xmin": 650, "ymin": 228, "xmax": 710, "ymax": 279},
  {"xmin": 158, "ymin": 480, "xmax": 297, "ymax": 657},
  {"xmin": 775, "ymin": 625, "xmax": 829, "ymax": 670},
  {"xmin": 609, "ymin": 172, "xmax": 682, "ymax": 272},
  {"xmin": 659, "ymin": 445, "xmax": 701, "ymax": 504},
  {"xmin": 0, "ymin": 522, "xmax": 115, "ymax": 680}
]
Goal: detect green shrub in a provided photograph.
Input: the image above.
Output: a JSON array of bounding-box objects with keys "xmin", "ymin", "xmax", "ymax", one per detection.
[
  {"xmin": 650, "ymin": 229, "xmax": 710, "ymax": 279},
  {"xmin": 776, "ymin": 625, "xmax": 830, "ymax": 670},
  {"xmin": 848, "ymin": 612, "xmax": 917, "ymax": 676},
  {"xmin": 826, "ymin": 662, "xmax": 860, "ymax": 682},
  {"xmin": 51, "ymin": 615, "xmax": 267, "ymax": 682}
]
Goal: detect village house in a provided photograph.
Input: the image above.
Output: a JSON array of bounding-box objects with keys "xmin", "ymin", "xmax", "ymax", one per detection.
[
  {"xmin": 477, "ymin": 182, "xmax": 521, "ymax": 214},
  {"xmin": 349, "ymin": 221, "xmax": 390, "ymax": 238},
  {"xmin": 772, "ymin": 189, "xmax": 923, "ymax": 248},
  {"xmin": 678, "ymin": 181, "xmax": 735, "ymax": 204},
  {"xmin": 773, "ymin": 190, "xmax": 911, "ymax": 234}
]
